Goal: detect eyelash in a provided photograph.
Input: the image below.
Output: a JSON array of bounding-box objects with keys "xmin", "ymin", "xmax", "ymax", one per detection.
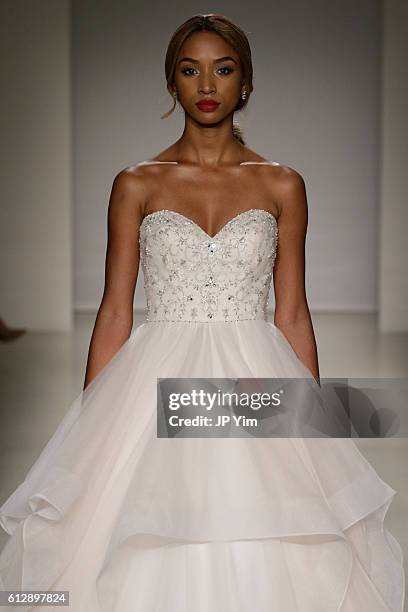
[{"xmin": 181, "ymin": 66, "xmax": 234, "ymax": 76}]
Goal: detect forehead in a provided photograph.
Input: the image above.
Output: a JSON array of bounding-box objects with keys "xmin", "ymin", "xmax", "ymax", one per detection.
[{"xmin": 179, "ymin": 31, "xmax": 238, "ymax": 61}]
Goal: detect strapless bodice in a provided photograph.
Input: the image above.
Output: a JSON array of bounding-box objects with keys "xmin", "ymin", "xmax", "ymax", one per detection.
[{"xmin": 139, "ymin": 208, "xmax": 278, "ymax": 323}]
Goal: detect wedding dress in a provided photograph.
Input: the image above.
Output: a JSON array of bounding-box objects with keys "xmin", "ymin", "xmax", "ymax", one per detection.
[{"xmin": 0, "ymin": 160, "xmax": 405, "ymax": 611}]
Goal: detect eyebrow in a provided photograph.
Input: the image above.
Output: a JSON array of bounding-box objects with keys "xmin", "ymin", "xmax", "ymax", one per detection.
[{"xmin": 178, "ymin": 56, "xmax": 238, "ymax": 65}]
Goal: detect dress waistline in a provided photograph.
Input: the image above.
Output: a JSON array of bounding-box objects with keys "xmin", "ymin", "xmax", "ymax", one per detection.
[{"xmin": 144, "ymin": 314, "xmax": 268, "ymax": 324}]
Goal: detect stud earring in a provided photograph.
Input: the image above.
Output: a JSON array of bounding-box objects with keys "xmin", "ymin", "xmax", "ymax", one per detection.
[{"xmin": 241, "ymin": 88, "xmax": 247, "ymax": 100}]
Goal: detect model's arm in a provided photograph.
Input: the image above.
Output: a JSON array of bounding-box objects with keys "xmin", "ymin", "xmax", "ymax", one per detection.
[
  {"xmin": 272, "ymin": 168, "xmax": 320, "ymax": 385},
  {"xmin": 83, "ymin": 169, "xmax": 145, "ymax": 390}
]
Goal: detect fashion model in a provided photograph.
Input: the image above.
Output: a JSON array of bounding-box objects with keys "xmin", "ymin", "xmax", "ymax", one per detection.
[{"xmin": 0, "ymin": 13, "xmax": 405, "ymax": 612}]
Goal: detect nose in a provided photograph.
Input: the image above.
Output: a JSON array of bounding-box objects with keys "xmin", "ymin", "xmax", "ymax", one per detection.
[
  {"xmin": 198, "ymin": 69, "xmax": 216, "ymax": 95},
  {"xmin": 198, "ymin": 82, "xmax": 216, "ymax": 96}
]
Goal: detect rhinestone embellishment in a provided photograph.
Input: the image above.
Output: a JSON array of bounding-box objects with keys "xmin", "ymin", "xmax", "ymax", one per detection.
[{"xmin": 139, "ymin": 209, "xmax": 278, "ymax": 323}]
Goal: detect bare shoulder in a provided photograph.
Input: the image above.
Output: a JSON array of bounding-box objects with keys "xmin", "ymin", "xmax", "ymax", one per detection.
[
  {"xmin": 111, "ymin": 165, "xmax": 141, "ymax": 192},
  {"xmin": 264, "ymin": 163, "xmax": 307, "ymax": 220},
  {"xmin": 109, "ymin": 163, "xmax": 154, "ymax": 219},
  {"xmin": 113, "ymin": 162, "xmax": 152, "ymax": 189}
]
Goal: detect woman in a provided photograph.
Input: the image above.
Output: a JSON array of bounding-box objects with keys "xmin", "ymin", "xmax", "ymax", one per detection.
[{"xmin": 0, "ymin": 13, "xmax": 404, "ymax": 612}]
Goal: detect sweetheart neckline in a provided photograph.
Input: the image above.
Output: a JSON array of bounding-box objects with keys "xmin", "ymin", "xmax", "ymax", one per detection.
[{"xmin": 140, "ymin": 208, "xmax": 277, "ymax": 241}]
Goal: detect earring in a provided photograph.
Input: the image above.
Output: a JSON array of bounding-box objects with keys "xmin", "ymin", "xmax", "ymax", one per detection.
[
  {"xmin": 173, "ymin": 90, "xmax": 177, "ymax": 100},
  {"xmin": 241, "ymin": 88, "xmax": 247, "ymax": 100}
]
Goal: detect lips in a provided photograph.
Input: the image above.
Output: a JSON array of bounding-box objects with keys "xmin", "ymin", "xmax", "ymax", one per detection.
[{"xmin": 196, "ymin": 100, "xmax": 220, "ymax": 111}]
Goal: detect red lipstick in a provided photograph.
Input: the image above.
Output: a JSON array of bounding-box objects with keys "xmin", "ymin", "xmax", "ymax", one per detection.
[{"xmin": 196, "ymin": 99, "xmax": 220, "ymax": 112}]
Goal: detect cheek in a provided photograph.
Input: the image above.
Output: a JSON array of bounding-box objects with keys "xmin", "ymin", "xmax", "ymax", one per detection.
[
  {"xmin": 219, "ymin": 75, "xmax": 241, "ymax": 92},
  {"xmin": 175, "ymin": 78, "xmax": 196, "ymax": 97},
  {"xmin": 219, "ymin": 81, "xmax": 241, "ymax": 102}
]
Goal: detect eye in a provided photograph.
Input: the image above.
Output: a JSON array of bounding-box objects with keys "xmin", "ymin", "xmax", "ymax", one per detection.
[
  {"xmin": 217, "ymin": 66, "xmax": 234, "ymax": 75},
  {"xmin": 181, "ymin": 67, "xmax": 197, "ymax": 76},
  {"xmin": 180, "ymin": 66, "xmax": 234, "ymax": 77}
]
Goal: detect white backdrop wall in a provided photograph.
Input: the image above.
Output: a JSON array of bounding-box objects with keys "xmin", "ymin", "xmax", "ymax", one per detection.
[
  {"xmin": 72, "ymin": 0, "xmax": 382, "ymax": 313},
  {"xmin": 379, "ymin": 0, "xmax": 408, "ymax": 332},
  {"xmin": 0, "ymin": 0, "xmax": 72, "ymax": 331}
]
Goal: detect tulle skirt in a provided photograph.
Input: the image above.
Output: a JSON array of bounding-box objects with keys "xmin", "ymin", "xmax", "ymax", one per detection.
[{"xmin": 0, "ymin": 319, "xmax": 405, "ymax": 611}]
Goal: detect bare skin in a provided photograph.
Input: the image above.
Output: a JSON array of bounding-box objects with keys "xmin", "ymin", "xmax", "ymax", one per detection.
[{"xmin": 83, "ymin": 30, "xmax": 320, "ymax": 389}]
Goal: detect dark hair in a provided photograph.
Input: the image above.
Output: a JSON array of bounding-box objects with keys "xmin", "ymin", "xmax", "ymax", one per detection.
[{"xmin": 161, "ymin": 13, "xmax": 253, "ymax": 145}]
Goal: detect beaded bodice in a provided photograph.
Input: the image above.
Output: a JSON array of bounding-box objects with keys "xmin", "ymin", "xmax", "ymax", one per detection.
[{"xmin": 139, "ymin": 207, "xmax": 278, "ymax": 323}]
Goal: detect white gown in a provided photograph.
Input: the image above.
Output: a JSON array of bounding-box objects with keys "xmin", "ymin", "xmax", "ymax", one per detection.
[{"xmin": 0, "ymin": 161, "xmax": 405, "ymax": 611}]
